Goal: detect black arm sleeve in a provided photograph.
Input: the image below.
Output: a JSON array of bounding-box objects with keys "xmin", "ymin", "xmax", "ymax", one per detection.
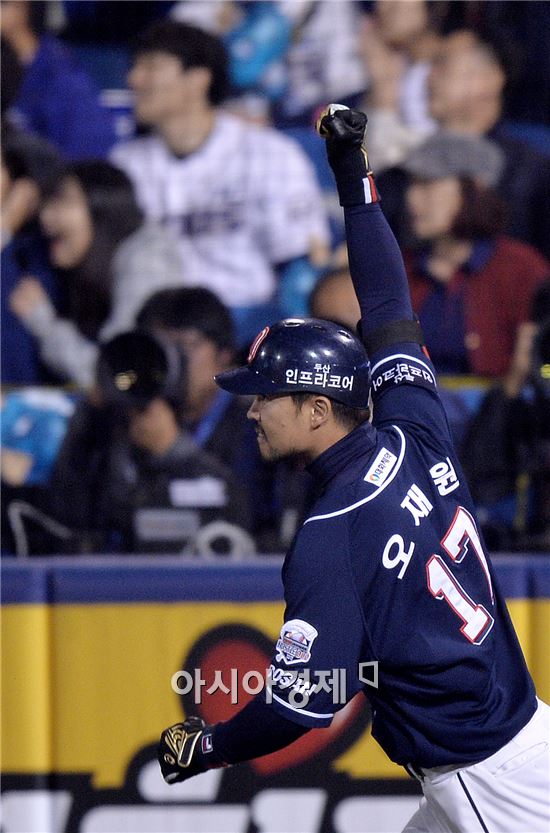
[{"xmin": 212, "ymin": 695, "xmax": 310, "ymax": 764}]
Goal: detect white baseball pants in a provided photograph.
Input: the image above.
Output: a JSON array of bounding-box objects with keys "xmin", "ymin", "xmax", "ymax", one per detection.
[{"xmin": 402, "ymin": 699, "xmax": 550, "ymax": 833}]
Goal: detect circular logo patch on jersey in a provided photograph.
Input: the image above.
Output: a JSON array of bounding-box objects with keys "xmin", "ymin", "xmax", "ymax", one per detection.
[
  {"xmin": 275, "ymin": 619, "xmax": 319, "ymax": 665},
  {"xmin": 175, "ymin": 621, "xmax": 370, "ymax": 776}
]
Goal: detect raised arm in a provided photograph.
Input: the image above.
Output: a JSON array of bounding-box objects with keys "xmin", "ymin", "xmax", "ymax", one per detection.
[
  {"xmin": 317, "ymin": 106, "xmax": 420, "ymax": 350},
  {"xmin": 318, "ymin": 106, "xmax": 451, "ymax": 442}
]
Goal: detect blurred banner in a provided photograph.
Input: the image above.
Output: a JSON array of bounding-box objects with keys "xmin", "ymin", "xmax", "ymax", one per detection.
[{"xmin": 1, "ymin": 557, "xmax": 549, "ymax": 833}]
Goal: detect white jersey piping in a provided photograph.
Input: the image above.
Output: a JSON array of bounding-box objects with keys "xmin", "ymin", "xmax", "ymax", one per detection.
[
  {"xmin": 267, "ymin": 686, "xmax": 334, "ymax": 720},
  {"xmin": 304, "ymin": 425, "xmax": 406, "ymax": 524}
]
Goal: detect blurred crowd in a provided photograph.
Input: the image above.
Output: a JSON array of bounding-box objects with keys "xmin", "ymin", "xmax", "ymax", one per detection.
[{"xmin": 1, "ymin": 0, "xmax": 549, "ymax": 556}]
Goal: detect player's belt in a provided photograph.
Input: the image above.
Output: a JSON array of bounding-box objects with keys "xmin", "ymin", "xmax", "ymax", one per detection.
[
  {"xmin": 405, "ymin": 761, "xmax": 478, "ymax": 781},
  {"xmin": 404, "ymin": 763, "xmax": 425, "ymax": 780}
]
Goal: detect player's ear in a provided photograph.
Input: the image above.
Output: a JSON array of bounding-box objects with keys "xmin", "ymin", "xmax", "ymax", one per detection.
[{"xmin": 310, "ymin": 396, "xmax": 331, "ymax": 428}]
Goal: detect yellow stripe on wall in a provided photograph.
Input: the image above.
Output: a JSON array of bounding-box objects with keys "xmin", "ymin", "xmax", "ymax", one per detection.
[
  {"xmin": 1, "ymin": 605, "xmax": 53, "ymax": 770},
  {"xmin": 2, "ymin": 602, "xmax": 282, "ymax": 787},
  {"xmin": 508, "ymin": 599, "xmax": 550, "ymax": 699},
  {"xmin": 2, "ymin": 599, "xmax": 549, "ymax": 787}
]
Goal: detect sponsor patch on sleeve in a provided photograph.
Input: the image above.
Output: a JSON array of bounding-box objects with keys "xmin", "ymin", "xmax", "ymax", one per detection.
[
  {"xmin": 364, "ymin": 447, "xmax": 397, "ymax": 486},
  {"xmin": 370, "ymin": 354, "xmax": 437, "ymax": 397},
  {"xmin": 276, "ymin": 619, "xmax": 318, "ymax": 666}
]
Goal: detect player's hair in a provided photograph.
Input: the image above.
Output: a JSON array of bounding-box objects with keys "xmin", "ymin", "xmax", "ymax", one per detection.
[
  {"xmin": 451, "ymin": 178, "xmax": 509, "ymax": 239},
  {"xmin": 137, "ymin": 287, "xmax": 236, "ymax": 353},
  {"xmin": 44, "ymin": 161, "xmax": 143, "ymax": 340},
  {"xmin": 132, "ymin": 20, "xmax": 229, "ymax": 106},
  {"xmin": 290, "ymin": 393, "xmax": 370, "ymax": 431}
]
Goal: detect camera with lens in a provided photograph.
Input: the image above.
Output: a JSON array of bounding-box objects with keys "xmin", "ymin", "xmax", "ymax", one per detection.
[
  {"xmin": 96, "ymin": 330, "xmax": 185, "ymax": 411},
  {"xmin": 93, "ymin": 329, "xmax": 255, "ymax": 557}
]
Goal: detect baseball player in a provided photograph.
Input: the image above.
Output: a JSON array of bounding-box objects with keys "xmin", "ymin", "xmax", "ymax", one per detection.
[{"xmin": 158, "ymin": 106, "xmax": 550, "ymax": 833}]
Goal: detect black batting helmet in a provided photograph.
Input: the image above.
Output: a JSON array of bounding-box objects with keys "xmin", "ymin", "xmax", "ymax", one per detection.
[{"xmin": 215, "ymin": 318, "xmax": 371, "ymax": 408}]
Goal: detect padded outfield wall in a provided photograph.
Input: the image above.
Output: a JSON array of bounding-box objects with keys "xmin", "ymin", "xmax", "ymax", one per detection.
[{"xmin": 2, "ymin": 557, "xmax": 549, "ymax": 833}]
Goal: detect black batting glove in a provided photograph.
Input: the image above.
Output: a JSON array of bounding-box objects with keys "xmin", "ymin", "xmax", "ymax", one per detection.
[
  {"xmin": 316, "ymin": 104, "xmax": 378, "ymax": 207},
  {"xmin": 158, "ymin": 717, "xmax": 221, "ymax": 784}
]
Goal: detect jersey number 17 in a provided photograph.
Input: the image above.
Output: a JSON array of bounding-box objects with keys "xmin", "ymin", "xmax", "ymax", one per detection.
[{"xmin": 426, "ymin": 506, "xmax": 495, "ymax": 645}]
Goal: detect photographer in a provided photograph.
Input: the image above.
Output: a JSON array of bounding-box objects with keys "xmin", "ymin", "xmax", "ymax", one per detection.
[
  {"xmin": 40, "ymin": 331, "xmax": 253, "ymax": 556},
  {"xmin": 137, "ymin": 287, "xmax": 316, "ymax": 552},
  {"xmin": 461, "ymin": 281, "xmax": 550, "ymax": 551}
]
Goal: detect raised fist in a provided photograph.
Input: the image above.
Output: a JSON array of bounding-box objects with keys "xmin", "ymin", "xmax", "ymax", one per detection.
[{"xmin": 316, "ymin": 104, "xmax": 368, "ymax": 147}]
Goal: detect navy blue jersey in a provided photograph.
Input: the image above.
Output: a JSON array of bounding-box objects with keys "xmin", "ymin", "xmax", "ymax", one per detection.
[
  {"xmin": 206, "ymin": 143, "xmax": 541, "ymax": 782},
  {"xmin": 267, "ymin": 340, "xmax": 536, "ymax": 766},
  {"xmin": 262, "ymin": 187, "xmax": 538, "ymax": 768}
]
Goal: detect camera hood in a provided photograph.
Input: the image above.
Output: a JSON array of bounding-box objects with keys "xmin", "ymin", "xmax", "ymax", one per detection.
[{"xmin": 97, "ymin": 330, "xmax": 184, "ymax": 408}]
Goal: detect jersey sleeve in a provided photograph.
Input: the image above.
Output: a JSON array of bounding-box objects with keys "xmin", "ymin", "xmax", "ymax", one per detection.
[
  {"xmin": 344, "ymin": 202, "xmax": 452, "ymax": 448},
  {"xmin": 322, "ymin": 116, "xmax": 454, "ymax": 445},
  {"xmin": 256, "ymin": 131, "xmax": 330, "ymax": 264},
  {"xmin": 109, "ymin": 141, "xmax": 155, "ymax": 218},
  {"xmin": 267, "ymin": 515, "xmax": 368, "ymax": 728}
]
